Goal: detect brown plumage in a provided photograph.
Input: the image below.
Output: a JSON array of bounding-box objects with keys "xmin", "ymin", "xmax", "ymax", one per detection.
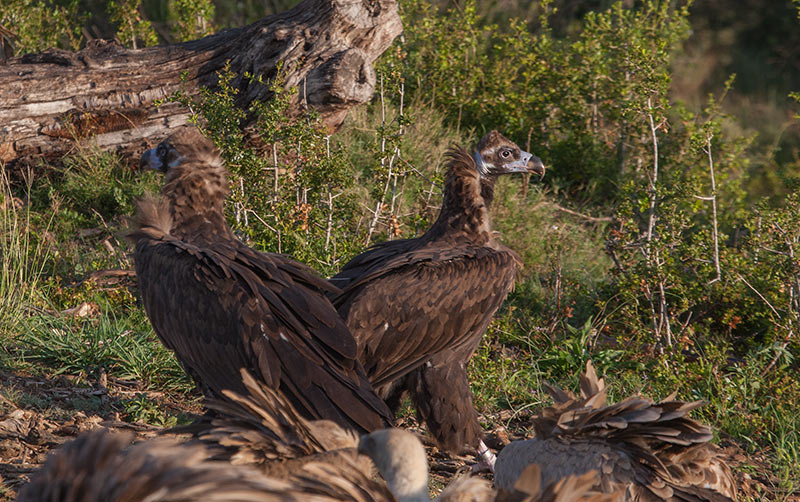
[
  {"xmin": 331, "ymin": 131, "xmax": 542, "ymax": 460},
  {"xmin": 15, "ymin": 428, "xmax": 297, "ymax": 502},
  {"xmin": 128, "ymin": 127, "xmax": 392, "ymax": 434},
  {"xmin": 17, "ymin": 426, "xmax": 394, "ymax": 502},
  {"xmin": 496, "ymin": 464, "xmax": 624, "ymax": 502},
  {"xmin": 493, "ymin": 362, "xmax": 737, "ymax": 502},
  {"xmin": 181, "ymin": 368, "xmax": 373, "ymax": 479}
]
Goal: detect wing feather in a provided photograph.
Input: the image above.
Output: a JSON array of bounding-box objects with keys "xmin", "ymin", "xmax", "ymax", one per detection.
[
  {"xmin": 134, "ymin": 235, "xmax": 392, "ymax": 433},
  {"xmin": 333, "ymin": 243, "xmax": 519, "ymax": 389}
]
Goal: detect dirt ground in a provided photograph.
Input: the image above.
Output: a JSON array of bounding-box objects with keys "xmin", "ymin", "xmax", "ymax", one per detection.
[{"xmin": 0, "ymin": 369, "xmax": 786, "ymax": 501}]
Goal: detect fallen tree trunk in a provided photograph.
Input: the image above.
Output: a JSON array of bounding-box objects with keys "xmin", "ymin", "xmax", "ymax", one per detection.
[{"xmin": 0, "ymin": 0, "xmax": 401, "ymax": 163}]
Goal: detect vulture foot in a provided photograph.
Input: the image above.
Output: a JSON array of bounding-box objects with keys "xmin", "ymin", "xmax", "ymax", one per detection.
[{"xmin": 471, "ymin": 441, "xmax": 496, "ymax": 473}]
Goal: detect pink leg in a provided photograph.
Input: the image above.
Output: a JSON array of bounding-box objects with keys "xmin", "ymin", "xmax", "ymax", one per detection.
[{"xmin": 471, "ymin": 440, "xmax": 496, "ymax": 473}]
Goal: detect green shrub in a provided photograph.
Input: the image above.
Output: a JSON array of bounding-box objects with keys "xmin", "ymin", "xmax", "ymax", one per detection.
[
  {"xmin": 108, "ymin": 0, "xmax": 157, "ymax": 48},
  {"xmin": 0, "ymin": 0, "xmax": 82, "ymax": 55}
]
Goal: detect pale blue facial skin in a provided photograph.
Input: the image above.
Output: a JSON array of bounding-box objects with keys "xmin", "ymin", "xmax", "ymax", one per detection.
[
  {"xmin": 473, "ymin": 149, "xmax": 533, "ymax": 175},
  {"xmin": 140, "ymin": 148, "xmax": 162, "ymax": 171},
  {"xmin": 504, "ymin": 150, "xmax": 533, "ymax": 173},
  {"xmin": 140, "ymin": 145, "xmax": 183, "ymax": 172}
]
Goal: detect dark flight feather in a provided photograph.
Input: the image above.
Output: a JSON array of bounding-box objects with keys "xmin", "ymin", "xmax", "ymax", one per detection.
[
  {"xmin": 128, "ymin": 127, "xmax": 392, "ymax": 434},
  {"xmin": 331, "ymin": 131, "xmax": 534, "ymax": 455}
]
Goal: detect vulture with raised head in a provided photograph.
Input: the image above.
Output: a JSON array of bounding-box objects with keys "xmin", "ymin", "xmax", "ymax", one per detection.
[
  {"xmin": 128, "ymin": 127, "xmax": 392, "ymax": 434},
  {"xmin": 331, "ymin": 131, "xmax": 545, "ymax": 467},
  {"xmin": 493, "ymin": 362, "xmax": 736, "ymax": 501}
]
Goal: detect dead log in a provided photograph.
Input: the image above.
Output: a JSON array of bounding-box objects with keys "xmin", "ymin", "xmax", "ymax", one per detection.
[{"xmin": 0, "ymin": 0, "xmax": 401, "ymax": 163}]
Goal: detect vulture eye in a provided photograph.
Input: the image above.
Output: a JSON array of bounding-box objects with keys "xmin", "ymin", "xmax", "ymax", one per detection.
[{"xmin": 501, "ymin": 149, "xmax": 511, "ymax": 158}]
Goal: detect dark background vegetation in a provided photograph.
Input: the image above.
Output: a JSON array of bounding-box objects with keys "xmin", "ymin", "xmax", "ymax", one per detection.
[{"xmin": 1, "ymin": 0, "xmax": 799, "ymax": 499}]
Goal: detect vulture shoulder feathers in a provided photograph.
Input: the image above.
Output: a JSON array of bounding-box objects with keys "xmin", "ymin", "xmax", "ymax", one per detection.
[
  {"xmin": 331, "ymin": 131, "xmax": 544, "ymax": 461},
  {"xmin": 129, "ymin": 127, "xmax": 392, "ymax": 434},
  {"xmin": 494, "ymin": 362, "xmax": 737, "ymax": 501}
]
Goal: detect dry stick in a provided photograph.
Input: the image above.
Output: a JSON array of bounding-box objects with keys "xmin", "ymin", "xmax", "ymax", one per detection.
[
  {"xmin": 738, "ymin": 273, "xmax": 782, "ymax": 319},
  {"xmin": 645, "ymin": 97, "xmax": 671, "ymax": 347},
  {"xmin": 763, "ymin": 228, "xmax": 797, "ymax": 373},
  {"xmin": 704, "ymin": 131, "xmax": 722, "ymax": 284},
  {"xmin": 388, "ymin": 78, "xmax": 406, "ymax": 237},
  {"xmin": 365, "ymin": 75, "xmax": 389, "ymax": 246},
  {"xmin": 272, "ymin": 142, "xmax": 279, "ymax": 201},
  {"xmin": 645, "ymin": 97, "xmax": 659, "ymax": 243},
  {"xmin": 324, "ymin": 135, "xmax": 333, "ymax": 252},
  {"xmin": 532, "ymin": 202, "xmax": 612, "ymax": 223},
  {"xmin": 738, "ymin": 272, "xmax": 794, "ymax": 374}
]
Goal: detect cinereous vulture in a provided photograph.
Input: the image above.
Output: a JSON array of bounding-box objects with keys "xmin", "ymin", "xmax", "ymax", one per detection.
[
  {"xmin": 128, "ymin": 127, "xmax": 392, "ymax": 434},
  {"xmin": 184, "ymin": 368, "xmax": 373, "ymax": 479},
  {"xmin": 359, "ymin": 428, "xmax": 620, "ymax": 502},
  {"xmin": 493, "ymin": 362, "xmax": 737, "ymax": 502},
  {"xmin": 331, "ymin": 131, "xmax": 545, "ymax": 468}
]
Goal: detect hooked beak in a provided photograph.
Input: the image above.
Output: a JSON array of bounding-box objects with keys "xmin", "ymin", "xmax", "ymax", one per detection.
[
  {"xmin": 527, "ymin": 156, "xmax": 546, "ymax": 180},
  {"xmin": 502, "ymin": 150, "xmax": 533, "ymax": 174},
  {"xmin": 139, "ymin": 147, "xmax": 164, "ymax": 172}
]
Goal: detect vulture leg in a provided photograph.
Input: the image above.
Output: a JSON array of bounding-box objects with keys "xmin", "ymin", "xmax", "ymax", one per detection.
[
  {"xmin": 407, "ymin": 349, "xmax": 488, "ymax": 466},
  {"xmin": 473, "ymin": 440, "xmax": 497, "ymax": 473}
]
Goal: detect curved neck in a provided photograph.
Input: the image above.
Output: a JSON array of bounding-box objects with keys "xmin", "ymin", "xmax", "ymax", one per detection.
[
  {"xmin": 426, "ymin": 149, "xmax": 494, "ymax": 244},
  {"xmin": 162, "ymin": 164, "xmax": 235, "ymax": 244}
]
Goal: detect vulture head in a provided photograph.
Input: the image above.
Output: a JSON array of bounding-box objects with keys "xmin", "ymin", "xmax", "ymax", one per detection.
[
  {"xmin": 138, "ymin": 127, "xmax": 230, "ymax": 233},
  {"xmin": 358, "ymin": 429, "xmax": 430, "ymax": 502},
  {"xmin": 358, "ymin": 428, "xmax": 494, "ymax": 502},
  {"xmin": 472, "ymin": 130, "xmax": 545, "ymax": 179},
  {"xmin": 140, "ymin": 127, "xmax": 220, "ymax": 173}
]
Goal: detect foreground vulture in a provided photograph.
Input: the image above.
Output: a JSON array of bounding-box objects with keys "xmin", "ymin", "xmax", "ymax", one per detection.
[
  {"xmin": 359, "ymin": 428, "xmax": 622, "ymax": 502},
  {"xmin": 16, "ymin": 429, "xmax": 290, "ymax": 502},
  {"xmin": 331, "ymin": 131, "xmax": 545, "ymax": 467},
  {"xmin": 493, "ymin": 362, "xmax": 736, "ymax": 501},
  {"xmin": 186, "ymin": 370, "xmax": 619, "ymax": 502},
  {"xmin": 128, "ymin": 127, "xmax": 392, "ymax": 433},
  {"xmin": 185, "ymin": 368, "xmax": 372, "ymax": 479}
]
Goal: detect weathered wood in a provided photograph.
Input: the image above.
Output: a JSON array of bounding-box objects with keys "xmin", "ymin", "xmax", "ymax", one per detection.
[{"xmin": 0, "ymin": 0, "xmax": 401, "ymax": 163}]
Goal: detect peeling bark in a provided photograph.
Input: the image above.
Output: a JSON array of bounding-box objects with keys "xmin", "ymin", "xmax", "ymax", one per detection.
[{"xmin": 0, "ymin": 0, "xmax": 401, "ymax": 163}]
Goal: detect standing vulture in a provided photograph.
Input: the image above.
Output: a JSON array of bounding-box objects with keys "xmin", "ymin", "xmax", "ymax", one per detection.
[
  {"xmin": 493, "ymin": 362, "xmax": 736, "ymax": 501},
  {"xmin": 128, "ymin": 127, "xmax": 392, "ymax": 434},
  {"xmin": 331, "ymin": 131, "xmax": 545, "ymax": 467}
]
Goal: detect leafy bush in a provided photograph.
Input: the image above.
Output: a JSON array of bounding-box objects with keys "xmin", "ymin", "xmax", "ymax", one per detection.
[{"xmin": 0, "ymin": 0, "xmax": 83, "ymax": 55}]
